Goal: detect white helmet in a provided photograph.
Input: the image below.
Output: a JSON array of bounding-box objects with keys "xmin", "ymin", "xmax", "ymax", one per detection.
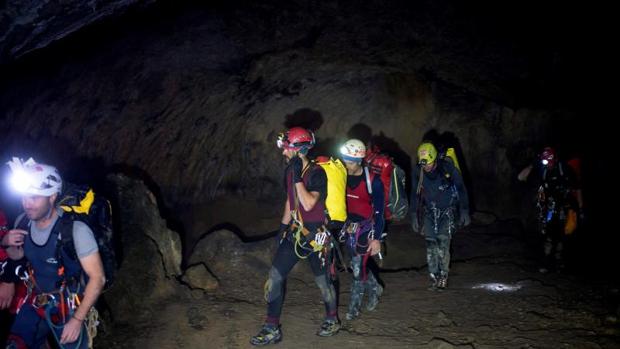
[
  {"xmin": 6, "ymin": 157, "xmax": 62, "ymax": 196},
  {"xmin": 340, "ymin": 139, "xmax": 366, "ymax": 163}
]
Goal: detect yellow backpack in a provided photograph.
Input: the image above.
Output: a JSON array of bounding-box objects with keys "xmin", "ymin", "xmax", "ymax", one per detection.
[
  {"xmin": 444, "ymin": 147, "xmax": 461, "ymax": 172},
  {"xmin": 315, "ymin": 156, "xmax": 347, "ymax": 223},
  {"xmin": 564, "ymin": 209, "xmax": 577, "ymax": 235}
]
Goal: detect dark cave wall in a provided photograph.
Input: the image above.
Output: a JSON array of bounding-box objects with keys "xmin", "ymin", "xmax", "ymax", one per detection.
[
  {"xmin": 0, "ymin": 0, "xmax": 576, "ymax": 219},
  {"xmin": 0, "ymin": 0, "xmax": 152, "ymax": 64}
]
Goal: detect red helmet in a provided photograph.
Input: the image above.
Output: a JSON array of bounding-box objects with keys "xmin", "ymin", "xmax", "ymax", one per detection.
[
  {"xmin": 277, "ymin": 127, "xmax": 315, "ymax": 151},
  {"xmin": 540, "ymin": 147, "xmax": 557, "ymax": 167}
]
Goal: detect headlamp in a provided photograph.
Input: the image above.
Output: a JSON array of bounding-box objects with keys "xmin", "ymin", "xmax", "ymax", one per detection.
[
  {"xmin": 9, "ymin": 169, "xmax": 33, "ymax": 193},
  {"xmin": 276, "ymin": 133, "xmax": 287, "ymax": 149}
]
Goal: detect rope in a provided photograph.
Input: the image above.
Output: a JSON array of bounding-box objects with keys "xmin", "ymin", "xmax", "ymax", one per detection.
[
  {"xmin": 289, "ymin": 161, "xmax": 330, "ymax": 262},
  {"xmin": 361, "ymin": 252, "xmax": 371, "ymax": 281},
  {"xmin": 86, "ymin": 308, "xmax": 100, "ymax": 349},
  {"xmin": 415, "ymin": 166, "xmax": 425, "ymax": 231},
  {"xmin": 293, "ymin": 226, "xmax": 314, "ymax": 259},
  {"xmin": 392, "ymin": 167, "xmax": 400, "ymax": 210},
  {"xmin": 44, "ymin": 302, "xmax": 84, "ymax": 349}
]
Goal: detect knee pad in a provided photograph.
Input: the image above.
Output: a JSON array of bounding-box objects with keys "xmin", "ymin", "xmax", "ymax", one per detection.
[
  {"xmin": 263, "ymin": 267, "xmax": 283, "ymax": 302},
  {"xmin": 350, "ymin": 256, "xmax": 362, "ymax": 279},
  {"xmin": 352, "ymin": 263, "xmax": 361, "ymax": 278},
  {"xmin": 314, "ymin": 275, "xmax": 335, "ymax": 303}
]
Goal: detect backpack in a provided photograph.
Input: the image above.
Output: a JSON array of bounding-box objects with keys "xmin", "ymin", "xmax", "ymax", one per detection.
[
  {"xmin": 365, "ymin": 152, "xmax": 409, "ymax": 221},
  {"xmin": 314, "ymin": 156, "xmax": 348, "ymax": 224},
  {"xmin": 440, "ymin": 147, "xmax": 461, "ymax": 172},
  {"xmin": 57, "ymin": 183, "xmax": 117, "ymax": 290}
]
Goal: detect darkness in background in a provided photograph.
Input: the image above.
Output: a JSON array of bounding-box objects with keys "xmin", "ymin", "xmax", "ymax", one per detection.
[
  {"xmin": 0, "ymin": 0, "xmax": 611, "ymax": 251},
  {"xmin": 0, "ymin": 0, "xmax": 610, "ymax": 241},
  {"xmin": 0, "ymin": 1, "xmax": 613, "ymax": 338}
]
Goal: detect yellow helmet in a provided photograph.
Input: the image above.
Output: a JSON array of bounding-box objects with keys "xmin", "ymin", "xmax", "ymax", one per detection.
[{"xmin": 417, "ymin": 142, "xmax": 437, "ymax": 165}]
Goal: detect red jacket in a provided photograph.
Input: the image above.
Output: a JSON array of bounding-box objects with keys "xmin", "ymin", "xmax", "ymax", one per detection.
[{"xmin": 0, "ymin": 210, "xmax": 8, "ymax": 260}]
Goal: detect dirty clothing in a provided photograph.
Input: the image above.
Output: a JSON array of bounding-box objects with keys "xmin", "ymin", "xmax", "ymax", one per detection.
[
  {"xmin": 262, "ymin": 160, "xmax": 336, "ymax": 326},
  {"xmin": 422, "ymin": 205, "xmax": 456, "ymax": 278},
  {"xmin": 264, "ymin": 237, "xmax": 338, "ymax": 325},
  {"xmin": 411, "ymin": 159, "xmax": 468, "ymax": 280},
  {"xmin": 410, "ymin": 159, "xmax": 468, "ymax": 217},
  {"xmin": 343, "ymin": 171, "xmax": 384, "ymax": 316}
]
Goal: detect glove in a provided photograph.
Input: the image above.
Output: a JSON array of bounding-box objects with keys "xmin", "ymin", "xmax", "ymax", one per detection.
[
  {"xmin": 458, "ymin": 212, "xmax": 471, "ymax": 228},
  {"xmin": 278, "ymin": 223, "xmax": 289, "ymax": 235},
  {"xmin": 0, "ymin": 258, "xmax": 27, "ymax": 283},
  {"xmin": 327, "ymin": 221, "xmax": 343, "ymax": 233},
  {"xmin": 289, "ymin": 156, "xmax": 303, "ymax": 183}
]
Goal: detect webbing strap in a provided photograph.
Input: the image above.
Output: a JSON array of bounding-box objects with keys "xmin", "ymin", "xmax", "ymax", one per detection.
[{"xmin": 362, "ymin": 252, "xmax": 370, "ymax": 281}]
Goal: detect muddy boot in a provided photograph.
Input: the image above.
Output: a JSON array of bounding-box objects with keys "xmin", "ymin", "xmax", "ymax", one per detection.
[
  {"xmin": 437, "ymin": 275, "xmax": 448, "ymax": 290},
  {"xmin": 316, "ymin": 319, "xmax": 341, "ymax": 337},
  {"xmin": 250, "ymin": 324, "xmax": 282, "ymax": 346},
  {"xmin": 365, "ymin": 283, "xmax": 383, "ymax": 311}
]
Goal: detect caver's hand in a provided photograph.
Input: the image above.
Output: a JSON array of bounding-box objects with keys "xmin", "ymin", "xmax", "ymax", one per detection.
[
  {"xmin": 289, "ymin": 156, "xmax": 303, "ymax": 183},
  {"xmin": 367, "ymin": 239, "xmax": 381, "ymax": 256},
  {"xmin": 2, "ymin": 229, "xmax": 28, "ymax": 247}
]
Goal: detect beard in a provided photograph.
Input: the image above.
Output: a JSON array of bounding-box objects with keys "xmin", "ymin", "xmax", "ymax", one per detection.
[{"xmin": 25, "ymin": 204, "xmax": 52, "ymax": 221}]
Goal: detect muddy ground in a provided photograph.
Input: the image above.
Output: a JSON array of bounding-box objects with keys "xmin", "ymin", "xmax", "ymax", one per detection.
[{"xmin": 96, "ymin": 215, "xmax": 620, "ymax": 349}]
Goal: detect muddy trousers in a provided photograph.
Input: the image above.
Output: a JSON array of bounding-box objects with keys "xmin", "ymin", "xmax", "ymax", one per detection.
[
  {"xmin": 263, "ymin": 238, "xmax": 337, "ymax": 325},
  {"xmin": 423, "ymin": 207, "xmax": 455, "ymax": 279},
  {"xmin": 348, "ymin": 255, "xmax": 379, "ymax": 314},
  {"xmin": 7, "ymin": 303, "xmax": 88, "ymax": 349}
]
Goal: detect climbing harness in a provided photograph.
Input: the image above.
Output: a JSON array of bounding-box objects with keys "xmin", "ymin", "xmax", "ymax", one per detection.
[
  {"xmin": 14, "ymin": 265, "xmax": 97, "ymax": 349},
  {"xmin": 341, "ymin": 220, "xmax": 375, "ymax": 281},
  {"xmin": 289, "ymin": 220, "xmax": 330, "ymax": 261}
]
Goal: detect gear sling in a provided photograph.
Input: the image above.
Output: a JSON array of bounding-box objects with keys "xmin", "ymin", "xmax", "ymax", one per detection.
[
  {"xmin": 285, "ymin": 163, "xmax": 331, "ymax": 262},
  {"xmin": 12, "ymin": 216, "xmax": 90, "ymax": 349}
]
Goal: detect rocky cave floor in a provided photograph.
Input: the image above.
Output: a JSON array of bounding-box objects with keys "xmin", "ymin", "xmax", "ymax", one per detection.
[{"xmin": 98, "ymin": 218, "xmax": 620, "ymax": 349}]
